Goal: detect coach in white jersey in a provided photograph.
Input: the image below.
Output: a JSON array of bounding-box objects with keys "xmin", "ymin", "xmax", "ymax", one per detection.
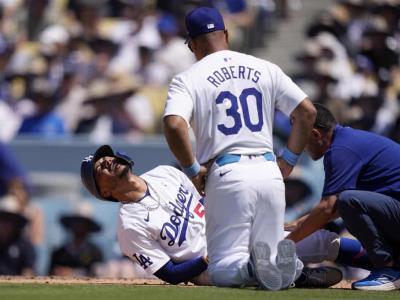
[{"xmin": 163, "ymin": 7, "xmax": 316, "ymax": 290}]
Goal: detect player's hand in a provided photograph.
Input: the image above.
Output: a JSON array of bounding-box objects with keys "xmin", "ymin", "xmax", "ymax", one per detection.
[
  {"xmin": 191, "ymin": 165, "xmax": 208, "ymax": 196},
  {"xmin": 277, "ymin": 157, "xmax": 294, "ymax": 179},
  {"xmin": 190, "ymin": 270, "xmax": 213, "ymax": 286}
]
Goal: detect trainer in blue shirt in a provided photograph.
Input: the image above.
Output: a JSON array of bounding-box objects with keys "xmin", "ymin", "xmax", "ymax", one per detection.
[{"xmin": 287, "ymin": 103, "xmax": 400, "ymax": 291}]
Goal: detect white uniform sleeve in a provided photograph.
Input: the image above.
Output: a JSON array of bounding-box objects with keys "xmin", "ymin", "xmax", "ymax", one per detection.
[
  {"xmin": 269, "ymin": 62, "xmax": 308, "ymax": 116},
  {"xmin": 163, "ymin": 75, "xmax": 194, "ymax": 125},
  {"xmin": 119, "ymin": 228, "xmax": 170, "ymax": 275}
]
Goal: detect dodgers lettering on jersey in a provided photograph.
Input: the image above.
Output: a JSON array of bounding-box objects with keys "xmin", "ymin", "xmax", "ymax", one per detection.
[
  {"xmin": 117, "ymin": 166, "xmax": 207, "ymax": 275},
  {"xmin": 160, "ymin": 184, "xmax": 194, "ymax": 247},
  {"xmin": 163, "ymin": 50, "xmax": 307, "ymax": 163}
]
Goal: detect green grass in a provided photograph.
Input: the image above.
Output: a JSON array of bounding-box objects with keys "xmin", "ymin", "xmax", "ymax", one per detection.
[{"xmin": 1, "ymin": 284, "xmax": 399, "ymax": 300}]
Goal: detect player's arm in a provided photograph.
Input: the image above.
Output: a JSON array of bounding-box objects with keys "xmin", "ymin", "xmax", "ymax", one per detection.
[
  {"xmin": 286, "ymin": 194, "xmax": 339, "ymax": 243},
  {"xmin": 154, "ymin": 256, "xmax": 209, "ymax": 285},
  {"xmin": 278, "ymin": 98, "xmax": 316, "ymax": 179},
  {"xmin": 163, "ymin": 75, "xmax": 207, "ymax": 194},
  {"xmin": 163, "ymin": 116, "xmax": 207, "ymax": 195},
  {"xmin": 163, "ymin": 115, "xmax": 195, "ymax": 167}
]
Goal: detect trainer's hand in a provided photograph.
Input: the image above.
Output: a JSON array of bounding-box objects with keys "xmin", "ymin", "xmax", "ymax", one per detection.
[
  {"xmin": 284, "ymin": 221, "xmax": 298, "ymax": 232},
  {"xmin": 277, "ymin": 157, "xmax": 294, "ymax": 179},
  {"xmin": 191, "ymin": 165, "xmax": 208, "ymax": 196}
]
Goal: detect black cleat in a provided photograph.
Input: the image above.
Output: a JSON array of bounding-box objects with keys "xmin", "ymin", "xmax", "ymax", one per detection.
[{"xmin": 295, "ymin": 266, "xmax": 343, "ymax": 288}]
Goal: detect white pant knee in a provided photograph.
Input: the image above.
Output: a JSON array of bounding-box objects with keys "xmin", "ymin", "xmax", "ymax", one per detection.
[{"xmin": 295, "ymin": 229, "xmax": 340, "ymax": 264}]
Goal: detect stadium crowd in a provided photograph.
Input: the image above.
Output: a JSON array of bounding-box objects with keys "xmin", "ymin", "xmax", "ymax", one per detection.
[
  {"xmin": 0, "ymin": 0, "xmax": 399, "ymax": 282},
  {"xmin": 0, "ymin": 0, "xmax": 283, "ymax": 142},
  {"xmin": 290, "ymin": 0, "xmax": 400, "ymax": 143}
]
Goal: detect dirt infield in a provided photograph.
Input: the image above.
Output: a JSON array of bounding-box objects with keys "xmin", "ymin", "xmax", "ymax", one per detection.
[
  {"xmin": 0, "ymin": 276, "xmax": 167, "ymax": 285},
  {"xmin": 0, "ymin": 276, "xmax": 352, "ymax": 289}
]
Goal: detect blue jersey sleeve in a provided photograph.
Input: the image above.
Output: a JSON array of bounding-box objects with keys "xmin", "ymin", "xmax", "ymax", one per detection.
[
  {"xmin": 154, "ymin": 256, "xmax": 208, "ymax": 284},
  {"xmin": 322, "ymin": 146, "xmax": 364, "ymax": 196}
]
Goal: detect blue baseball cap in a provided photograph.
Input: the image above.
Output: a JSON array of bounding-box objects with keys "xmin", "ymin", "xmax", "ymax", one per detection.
[
  {"xmin": 185, "ymin": 7, "xmax": 225, "ymax": 39},
  {"xmin": 80, "ymin": 145, "xmax": 134, "ymax": 202}
]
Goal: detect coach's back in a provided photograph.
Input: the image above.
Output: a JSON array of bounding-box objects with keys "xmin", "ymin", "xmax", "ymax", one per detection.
[{"xmin": 164, "ymin": 49, "xmax": 306, "ymax": 163}]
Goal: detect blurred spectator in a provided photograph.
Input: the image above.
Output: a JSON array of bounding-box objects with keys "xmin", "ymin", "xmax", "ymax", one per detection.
[
  {"xmin": 0, "ymin": 196, "xmax": 35, "ymax": 275},
  {"xmin": 67, "ymin": 0, "xmax": 108, "ymax": 41},
  {"xmin": 285, "ymin": 175, "xmax": 312, "ymax": 207},
  {"xmin": 0, "ymin": 141, "xmax": 44, "ymax": 249},
  {"xmin": 26, "ymin": 0, "xmax": 50, "ymax": 41},
  {"xmin": 108, "ymin": 0, "xmax": 161, "ymax": 75},
  {"xmin": 77, "ymin": 71, "xmax": 155, "ymax": 141},
  {"xmin": 39, "ymin": 25, "xmax": 70, "ymax": 90},
  {"xmin": 48, "ymin": 202, "xmax": 103, "ymax": 277},
  {"xmin": 0, "ymin": 141, "xmax": 29, "ymax": 201},
  {"xmin": 18, "ymin": 78, "xmax": 66, "ymax": 137},
  {"xmin": 148, "ymin": 13, "xmax": 195, "ymax": 85},
  {"xmin": 0, "ymin": 35, "xmax": 20, "ymax": 141}
]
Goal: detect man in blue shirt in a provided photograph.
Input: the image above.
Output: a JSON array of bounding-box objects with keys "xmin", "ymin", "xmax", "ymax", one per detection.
[
  {"xmin": 0, "ymin": 142, "xmax": 29, "ymax": 200},
  {"xmin": 287, "ymin": 103, "xmax": 400, "ymax": 291}
]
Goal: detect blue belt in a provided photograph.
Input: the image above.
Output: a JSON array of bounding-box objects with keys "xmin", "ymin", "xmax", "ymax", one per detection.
[{"xmin": 215, "ymin": 152, "xmax": 275, "ymax": 167}]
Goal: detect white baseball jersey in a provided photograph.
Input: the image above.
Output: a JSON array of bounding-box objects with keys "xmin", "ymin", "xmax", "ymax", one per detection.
[
  {"xmin": 163, "ymin": 49, "xmax": 307, "ymax": 163},
  {"xmin": 117, "ymin": 166, "xmax": 207, "ymax": 275}
]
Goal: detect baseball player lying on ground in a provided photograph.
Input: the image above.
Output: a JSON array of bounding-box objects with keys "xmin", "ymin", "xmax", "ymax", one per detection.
[{"xmin": 81, "ymin": 145, "xmax": 371, "ymax": 287}]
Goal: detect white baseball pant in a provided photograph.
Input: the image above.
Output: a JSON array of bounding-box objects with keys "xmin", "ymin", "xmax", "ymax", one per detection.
[{"xmin": 204, "ymin": 155, "xmax": 285, "ymax": 287}]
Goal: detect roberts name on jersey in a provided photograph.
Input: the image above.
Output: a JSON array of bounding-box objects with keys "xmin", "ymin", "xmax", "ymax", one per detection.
[{"xmin": 206, "ymin": 65, "xmax": 261, "ymax": 88}]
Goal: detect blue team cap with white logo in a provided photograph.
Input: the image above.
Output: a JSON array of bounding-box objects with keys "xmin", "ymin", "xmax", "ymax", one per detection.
[
  {"xmin": 80, "ymin": 145, "xmax": 134, "ymax": 202},
  {"xmin": 185, "ymin": 7, "xmax": 225, "ymax": 39}
]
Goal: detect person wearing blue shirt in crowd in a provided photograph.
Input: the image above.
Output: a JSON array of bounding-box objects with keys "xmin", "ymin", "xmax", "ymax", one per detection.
[
  {"xmin": 287, "ymin": 103, "xmax": 400, "ymax": 291},
  {"xmin": 0, "ymin": 142, "xmax": 29, "ymax": 200},
  {"xmin": 18, "ymin": 78, "xmax": 66, "ymax": 138}
]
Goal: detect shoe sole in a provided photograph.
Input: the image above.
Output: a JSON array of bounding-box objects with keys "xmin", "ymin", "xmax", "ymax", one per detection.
[
  {"xmin": 352, "ymin": 279, "xmax": 400, "ymax": 291},
  {"xmin": 276, "ymin": 239, "xmax": 297, "ymax": 289},
  {"xmin": 252, "ymin": 242, "xmax": 282, "ymax": 291}
]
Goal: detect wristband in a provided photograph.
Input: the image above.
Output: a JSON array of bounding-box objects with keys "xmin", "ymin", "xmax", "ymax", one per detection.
[
  {"xmin": 281, "ymin": 147, "xmax": 299, "ymax": 166},
  {"xmin": 182, "ymin": 160, "xmax": 200, "ymax": 177}
]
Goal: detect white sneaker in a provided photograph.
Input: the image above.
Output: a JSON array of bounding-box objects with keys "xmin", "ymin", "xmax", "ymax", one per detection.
[
  {"xmin": 276, "ymin": 239, "xmax": 298, "ymax": 289},
  {"xmin": 251, "ymin": 241, "xmax": 282, "ymax": 291}
]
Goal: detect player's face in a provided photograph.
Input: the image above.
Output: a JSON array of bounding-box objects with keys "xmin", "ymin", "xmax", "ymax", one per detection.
[
  {"xmin": 304, "ymin": 128, "xmax": 325, "ymax": 160},
  {"xmin": 94, "ymin": 156, "xmax": 130, "ymax": 193}
]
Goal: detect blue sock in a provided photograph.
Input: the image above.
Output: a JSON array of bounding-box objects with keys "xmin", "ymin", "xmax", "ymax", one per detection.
[{"xmin": 336, "ymin": 237, "xmax": 373, "ymax": 270}]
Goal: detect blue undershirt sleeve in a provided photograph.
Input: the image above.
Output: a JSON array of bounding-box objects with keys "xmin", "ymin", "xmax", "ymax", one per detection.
[{"xmin": 154, "ymin": 256, "xmax": 208, "ymax": 285}]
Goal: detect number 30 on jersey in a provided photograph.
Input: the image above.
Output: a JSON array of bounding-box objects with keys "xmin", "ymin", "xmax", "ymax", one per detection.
[{"xmin": 216, "ymin": 87, "xmax": 263, "ymax": 135}]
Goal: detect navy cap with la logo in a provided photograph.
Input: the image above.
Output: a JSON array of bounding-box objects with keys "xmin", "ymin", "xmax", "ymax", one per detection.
[{"xmin": 185, "ymin": 7, "xmax": 225, "ymax": 39}]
